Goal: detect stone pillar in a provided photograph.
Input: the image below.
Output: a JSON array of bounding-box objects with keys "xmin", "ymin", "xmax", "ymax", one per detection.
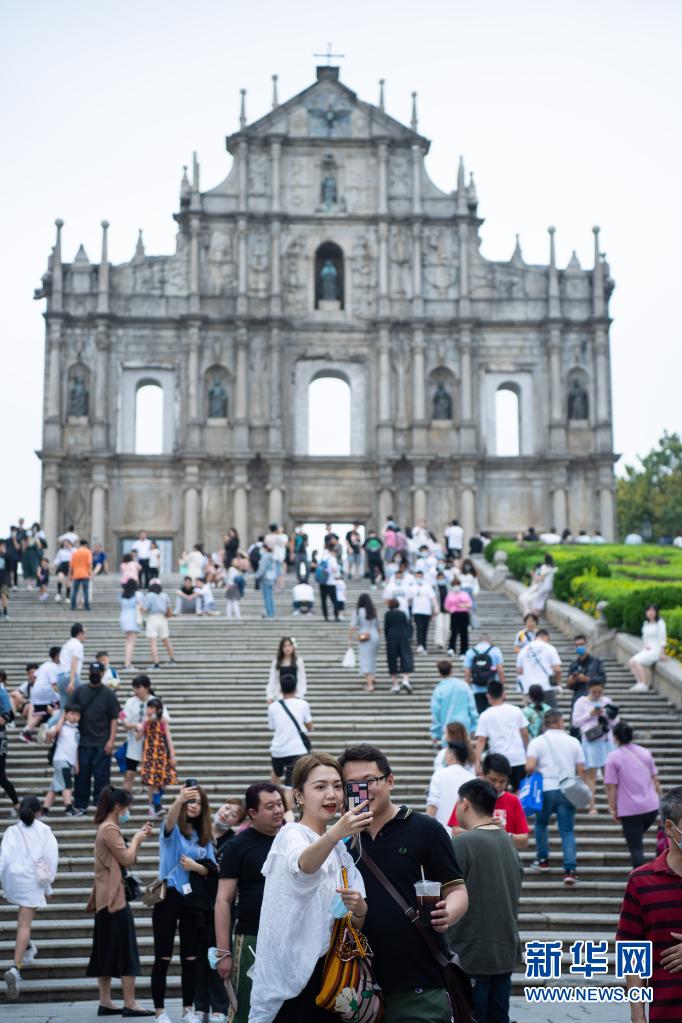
[
  {"xmin": 270, "ymin": 139, "xmax": 281, "ymax": 213},
  {"xmin": 552, "ymin": 486, "xmax": 568, "ymax": 533},
  {"xmin": 594, "ymin": 326, "xmax": 609, "ymax": 422},
  {"xmin": 233, "ymin": 480, "xmax": 249, "ymax": 544},
  {"xmin": 43, "ymin": 483, "xmax": 59, "ymax": 557},
  {"xmin": 91, "ymin": 485, "xmax": 107, "ymax": 545},
  {"xmin": 377, "ymin": 326, "xmax": 393, "ymax": 454},
  {"xmin": 411, "ymin": 327, "xmax": 426, "ymax": 422},
  {"xmin": 457, "ymin": 221, "xmax": 470, "ymax": 318},
  {"xmin": 548, "ymin": 326, "xmax": 566, "ymax": 450},
  {"xmin": 411, "ymin": 221, "xmax": 422, "ymax": 313},
  {"xmin": 234, "ymin": 328, "xmax": 249, "ymax": 451},
  {"xmin": 189, "ymin": 217, "xmax": 200, "ymax": 314},
  {"xmin": 187, "ymin": 324, "xmax": 200, "ymax": 421},
  {"xmin": 184, "ymin": 485, "xmax": 200, "ymax": 550},
  {"xmin": 237, "ymin": 218, "xmax": 248, "ymax": 317},
  {"xmin": 46, "ymin": 322, "xmax": 62, "ymax": 420},
  {"xmin": 599, "ymin": 486, "xmax": 615, "ymax": 542},
  {"xmin": 459, "ymin": 327, "xmax": 475, "ymax": 452},
  {"xmin": 97, "ymin": 221, "xmax": 110, "ymax": 315},
  {"xmin": 269, "ymin": 325, "xmax": 282, "ymax": 449},
  {"xmin": 377, "ymin": 142, "xmax": 388, "ymax": 215},
  {"xmin": 238, "ymin": 140, "xmax": 249, "ymax": 210},
  {"xmin": 378, "ymin": 221, "xmax": 389, "ymax": 309},
  {"xmin": 93, "ymin": 324, "xmax": 110, "ymax": 449},
  {"xmin": 461, "ymin": 486, "xmax": 476, "ymax": 546},
  {"xmin": 268, "ymin": 484, "xmax": 283, "ymax": 525},
  {"xmin": 270, "ymin": 220, "xmax": 281, "ymax": 317},
  {"xmin": 411, "ymin": 145, "xmax": 422, "ymax": 215},
  {"xmin": 412, "ymin": 463, "xmax": 428, "ymax": 525}
]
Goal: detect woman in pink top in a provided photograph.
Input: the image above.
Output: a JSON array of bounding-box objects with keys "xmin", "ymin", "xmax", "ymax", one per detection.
[
  {"xmin": 119, "ymin": 553, "xmax": 141, "ymax": 586},
  {"xmin": 444, "ymin": 581, "xmax": 473, "ymax": 656},
  {"xmin": 604, "ymin": 721, "xmax": 662, "ymax": 867}
]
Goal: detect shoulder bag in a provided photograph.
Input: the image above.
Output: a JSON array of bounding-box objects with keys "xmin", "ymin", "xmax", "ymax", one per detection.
[
  {"xmin": 142, "ymin": 855, "xmax": 183, "ymax": 907},
  {"xmin": 316, "ymin": 865, "xmax": 383, "ymax": 1021},
  {"xmin": 359, "ymin": 846, "xmax": 472, "ymax": 1023},
  {"xmin": 122, "ymin": 866, "xmax": 143, "ymax": 903},
  {"xmin": 17, "ymin": 825, "xmax": 52, "ymax": 887},
  {"xmin": 542, "ymin": 735, "xmax": 592, "ymax": 810},
  {"xmin": 277, "ymin": 699, "xmax": 312, "ymax": 752}
]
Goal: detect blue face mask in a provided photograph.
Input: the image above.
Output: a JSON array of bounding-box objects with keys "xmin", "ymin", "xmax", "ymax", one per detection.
[
  {"xmin": 576, "ymin": 646, "xmax": 587, "ymax": 657},
  {"xmin": 119, "ymin": 811, "xmax": 130, "ymax": 825}
]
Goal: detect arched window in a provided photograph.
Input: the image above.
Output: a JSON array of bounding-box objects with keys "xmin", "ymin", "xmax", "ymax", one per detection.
[
  {"xmin": 495, "ymin": 385, "xmax": 520, "ymax": 456},
  {"xmin": 315, "ymin": 242, "xmax": 344, "ymax": 309},
  {"xmin": 135, "ymin": 382, "xmax": 164, "ymax": 454},
  {"xmin": 308, "ymin": 374, "xmax": 351, "ymax": 455}
]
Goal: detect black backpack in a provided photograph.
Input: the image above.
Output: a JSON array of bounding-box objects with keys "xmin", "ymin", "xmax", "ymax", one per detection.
[{"xmin": 470, "ymin": 645, "xmax": 495, "ymax": 686}]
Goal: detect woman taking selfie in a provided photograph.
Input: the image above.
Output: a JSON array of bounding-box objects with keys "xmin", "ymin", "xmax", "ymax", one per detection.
[
  {"xmin": 249, "ymin": 752, "xmax": 372, "ymax": 1022},
  {"xmin": 151, "ymin": 785, "xmax": 217, "ymax": 1023},
  {"xmin": 86, "ymin": 786, "xmax": 153, "ymax": 1016}
]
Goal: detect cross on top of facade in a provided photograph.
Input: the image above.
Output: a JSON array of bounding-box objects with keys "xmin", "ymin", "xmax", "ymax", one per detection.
[{"xmin": 313, "ymin": 42, "xmax": 345, "ymax": 65}]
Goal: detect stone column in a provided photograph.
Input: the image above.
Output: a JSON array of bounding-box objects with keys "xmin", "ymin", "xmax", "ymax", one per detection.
[
  {"xmin": 233, "ymin": 479, "xmax": 249, "ymax": 544},
  {"xmin": 552, "ymin": 486, "xmax": 568, "ymax": 533},
  {"xmin": 237, "ymin": 218, "xmax": 248, "ymax": 317},
  {"xmin": 184, "ymin": 485, "xmax": 200, "ymax": 550},
  {"xmin": 377, "ymin": 326, "xmax": 393, "ymax": 454},
  {"xmin": 411, "ymin": 145, "xmax": 422, "ymax": 215},
  {"xmin": 187, "ymin": 324, "xmax": 200, "ymax": 421},
  {"xmin": 377, "ymin": 142, "xmax": 388, "ymax": 215},
  {"xmin": 378, "ymin": 221, "xmax": 389, "ymax": 304},
  {"xmin": 43, "ymin": 483, "xmax": 59, "ymax": 557},
  {"xmin": 459, "ymin": 327, "xmax": 475, "ymax": 452},
  {"xmin": 93, "ymin": 324, "xmax": 110, "ymax": 449},
  {"xmin": 91, "ymin": 485, "xmax": 107, "ymax": 545},
  {"xmin": 189, "ymin": 217, "xmax": 200, "ymax": 314},
  {"xmin": 411, "ymin": 221, "xmax": 422, "ymax": 313},
  {"xmin": 461, "ymin": 486, "xmax": 476, "ymax": 546},
  {"xmin": 45, "ymin": 321, "xmax": 63, "ymax": 449},
  {"xmin": 458, "ymin": 221, "xmax": 470, "ymax": 318},
  {"xmin": 599, "ymin": 486, "xmax": 615, "ymax": 542},
  {"xmin": 548, "ymin": 326, "xmax": 566, "ymax": 450},
  {"xmin": 594, "ymin": 326, "xmax": 609, "ymax": 423},
  {"xmin": 412, "ymin": 463, "xmax": 428, "ymax": 525},
  {"xmin": 270, "ymin": 139, "xmax": 281, "ymax": 213},
  {"xmin": 238, "ymin": 140, "xmax": 249, "ymax": 210},
  {"xmin": 411, "ymin": 327, "xmax": 426, "ymax": 422},
  {"xmin": 270, "ymin": 220, "xmax": 281, "ymax": 317},
  {"xmin": 234, "ymin": 328, "xmax": 249, "ymax": 451},
  {"xmin": 269, "ymin": 325, "xmax": 282, "ymax": 449}
]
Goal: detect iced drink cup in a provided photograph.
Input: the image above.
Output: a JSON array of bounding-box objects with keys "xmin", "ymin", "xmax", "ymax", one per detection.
[{"xmin": 414, "ymin": 880, "xmax": 441, "ymax": 926}]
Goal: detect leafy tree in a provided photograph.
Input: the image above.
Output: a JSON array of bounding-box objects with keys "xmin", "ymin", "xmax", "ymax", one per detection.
[{"xmin": 616, "ymin": 432, "xmax": 682, "ymax": 539}]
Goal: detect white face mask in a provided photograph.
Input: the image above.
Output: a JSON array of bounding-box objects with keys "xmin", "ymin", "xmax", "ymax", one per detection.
[
  {"xmin": 213, "ymin": 811, "xmax": 231, "ymax": 831},
  {"xmin": 672, "ymin": 822, "xmax": 682, "ymax": 851}
]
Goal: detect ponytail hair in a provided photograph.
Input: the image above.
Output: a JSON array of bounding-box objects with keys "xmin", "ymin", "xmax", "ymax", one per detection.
[
  {"xmin": 19, "ymin": 796, "xmax": 41, "ymax": 826},
  {"xmin": 528, "ymin": 684, "xmax": 546, "ymax": 713},
  {"xmin": 146, "ymin": 697, "xmax": 163, "ymax": 720},
  {"xmin": 94, "ymin": 786, "xmax": 133, "ymax": 824}
]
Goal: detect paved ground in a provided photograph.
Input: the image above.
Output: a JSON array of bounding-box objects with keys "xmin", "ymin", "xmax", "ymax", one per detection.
[{"xmin": 0, "ymin": 996, "xmax": 630, "ymax": 1022}]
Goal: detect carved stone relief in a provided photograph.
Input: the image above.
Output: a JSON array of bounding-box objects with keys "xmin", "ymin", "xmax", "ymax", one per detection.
[
  {"xmin": 351, "ymin": 236, "xmax": 376, "ymax": 317},
  {"xmin": 204, "ymin": 229, "xmax": 236, "ymax": 296},
  {"xmin": 248, "ymin": 149, "xmax": 269, "ymax": 195},
  {"xmin": 283, "ymin": 235, "xmax": 307, "ymax": 316},
  {"xmin": 422, "ymin": 227, "xmax": 456, "ymax": 299},
  {"xmin": 389, "ymin": 225, "xmax": 412, "ymax": 299},
  {"xmin": 248, "ymin": 231, "xmax": 269, "ymax": 297},
  {"xmin": 388, "ymin": 153, "xmax": 410, "ymax": 196}
]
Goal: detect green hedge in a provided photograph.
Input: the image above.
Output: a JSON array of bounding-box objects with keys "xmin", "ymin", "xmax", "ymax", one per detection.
[
  {"xmin": 570, "ymin": 575, "xmax": 682, "ymax": 631},
  {"xmin": 663, "ymin": 608, "xmax": 682, "ymax": 643}
]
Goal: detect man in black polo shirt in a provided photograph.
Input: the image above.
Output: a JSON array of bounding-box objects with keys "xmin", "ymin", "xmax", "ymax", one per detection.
[
  {"xmin": 215, "ymin": 782, "xmax": 285, "ymax": 1023},
  {"xmin": 339, "ymin": 743, "xmax": 468, "ymax": 1023},
  {"xmin": 73, "ymin": 661, "xmax": 120, "ymax": 814},
  {"xmin": 566, "ymin": 633, "xmax": 606, "ymax": 738}
]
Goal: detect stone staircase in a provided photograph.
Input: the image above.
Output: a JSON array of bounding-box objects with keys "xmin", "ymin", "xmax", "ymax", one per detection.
[{"xmin": 1, "ymin": 574, "xmax": 680, "ymax": 1001}]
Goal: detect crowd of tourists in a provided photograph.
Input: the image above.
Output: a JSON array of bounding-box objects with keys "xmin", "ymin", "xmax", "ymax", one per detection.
[{"xmin": 1, "ymin": 516, "xmax": 681, "ymax": 1021}]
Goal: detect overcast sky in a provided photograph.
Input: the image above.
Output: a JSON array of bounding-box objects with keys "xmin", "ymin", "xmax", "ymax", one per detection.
[{"xmin": 2, "ymin": 0, "xmax": 681, "ymax": 534}]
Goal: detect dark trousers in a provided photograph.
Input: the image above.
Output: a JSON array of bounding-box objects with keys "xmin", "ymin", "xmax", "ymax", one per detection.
[
  {"xmin": 621, "ymin": 810, "xmax": 658, "ymax": 868},
  {"xmin": 414, "ymin": 613, "xmax": 431, "ymax": 648},
  {"xmin": 74, "ymin": 745, "xmax": 111, "ymax": 810},
  {"xmin": 138, "ymin": 558, "xmax": 151, "ymax": 588},
  {"xmin": 275, "ymin": 955, "xmax": 334, "ymax": 1021},
  {"xmin": 472, "ymin": 972, "xmax": 512, "ymax": 1023},
  {"xmin": 194, "ymin": 914, "xmax": 227, "ymax": 1015},
  {"xmin": 151, "ymin": 887, "xmax": 205, "ymax": 1009},
  {"xmin": 367, "ymin": 556, "xmax": 385, "ymax": 583},
  {"xmin": 0, "ymin": 753, "xmax": 18, "ymax": 805},
  {"xmin": 319, "ymin": 584, "xmax": 339, "ymax": 621},
  {"xmin": 449, "ymin": 611, "xmax": 469, "ymax": 654},
  {"xmin": 509, "ymin": 764, "xmax": 527, "ymax": 792},
  {"xmin": 70, "ymin": 577, "xmax": 90, "ymax": 610},
  {"xmin": 474, "ymin": 691, "xmax": 489, "ymax": 715}
]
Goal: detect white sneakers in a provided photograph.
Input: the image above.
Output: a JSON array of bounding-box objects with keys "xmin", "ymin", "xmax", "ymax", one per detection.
[
  {"xmin": 155, "ymin": 1012, "xmax": 174, "ymax": 1023},
  {"xmin": 416, "ymin": 645, "xmax": 425, "ymax": 653},
  {"xmin": 4, "ymin": 967, "xmax": 20, "ymax": 999},
  {"xmin": 23, "ymin": 941, "xmax": 38, "ymax": 965},
  {"xmin": 390, "ymin": 682, "xmax": 401, "ymax": 693},
  {"xmin": 629, "ymin": 682, "xmax": 650, "ymax": 692}
]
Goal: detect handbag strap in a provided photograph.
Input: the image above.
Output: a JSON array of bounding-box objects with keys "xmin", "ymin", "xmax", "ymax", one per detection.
[
  {"xmin": 16, "ymin": 823, "xmax": 47, "ymax": 867},
  {"xmin": 277, "ymin": 699, "xmax": 308, "ymax": 747},
  {"xmin": 541, "ymin": 732, "xmax": 573, "ymax": 785},
  {"xmin": 358, "ymin": 844, "xmax": 451, "ymax": 969}
]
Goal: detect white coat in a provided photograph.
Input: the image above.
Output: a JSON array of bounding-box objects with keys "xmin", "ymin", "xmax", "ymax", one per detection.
[{"xmin": 0, "ymin": 819, "xmax": 59, "ymax": 908}]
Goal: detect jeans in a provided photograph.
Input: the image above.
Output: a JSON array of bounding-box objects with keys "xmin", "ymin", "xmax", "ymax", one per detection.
[
  {"xmin": 74, "ymin": 745, "xmax": 112, "ymax": 810},
  {"xmin": 70, "ymin": 577, "xmax": 90, "ymax": 610},
  {"xmin": 534, "ymin": 789, "xmax": 577, "ymax": 871},
  {"xmin": 472, "ymin": 972, "xmax": 512, "ymax": 1023},
  {"xmin": 621, "ymin": 809, "xmax": 658, "ymax": 867},
  {"xmin": 319, "ymin": 584, "xmax": 339, "ymax": 621},
  {"xmin": 261, "ymin": 581, "xmax": 275, "ymax": 618},
  {"xmin": 449, "ymin": 611, "xmax": 469, "ymax": 654},
  {"xmin": 138, "ymin": 559, "xmax": 150, "ymax": 588}
]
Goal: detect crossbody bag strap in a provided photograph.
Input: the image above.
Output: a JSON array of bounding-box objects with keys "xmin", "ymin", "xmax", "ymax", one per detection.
[
  {"xmin": 541, "ymin": 733, "xmax": 571, "ymax": 784},
  {"xmin": 529, "ymin": 645, "xmax": 554, "ymax": 683},
  {"xmin": 277, "ymin": 699, "xmax": 308, "ymax": 747},
  {"xmin": 358, "ymin": 845, "xmax": 451, "ymax": 969}
]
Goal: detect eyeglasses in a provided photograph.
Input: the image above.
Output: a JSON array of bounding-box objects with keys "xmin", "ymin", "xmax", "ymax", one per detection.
[{"xmin": 358, "ymin": 774, "xmax": 388, "ymax": 789}]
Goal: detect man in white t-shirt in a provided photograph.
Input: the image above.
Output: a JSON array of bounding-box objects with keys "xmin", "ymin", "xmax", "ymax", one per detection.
[
  {"xmin": 267, "ymin": 675, "xmax": 313, "ymax": 795},
  {"xmin": 525, "ymin": 709, "xmax": 586, "ymax": 885},
  {"xmin": 383, "ymin": 565, "xmax": 414, "ymax": 620},
  {"xmin": 57, "ymin": 623, "xmax": 86, "ymax": 706},
  {"xmin": 410, "ymin": 570, "xmax": 438, "ymax": 652},
  {"xmin": 516, "ymin": 629, "xmax": 562, "ymax": 708},
  {"xmin": 444, "ymin": 520, "xmax": 464, "ymax": 557},
  {"xmin": 475, "ymin": 680, "xmax": 529, "ymax": 791},
  {"xmin": 292, "ymin": 581, "xmax": 315, "ymax": 614},
  {"xmin": 317, "ymin": 546, "xmax": 341, "ymax": 622},
  {"xmin": 132, "ymin": 530, "xmax": 152, "ymax": 588},
  {"xmin": 426, "ymin": 742, "xmax": 474, "ymax": 829}
]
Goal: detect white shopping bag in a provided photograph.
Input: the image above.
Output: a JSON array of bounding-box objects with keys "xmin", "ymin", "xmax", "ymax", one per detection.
[
  {"xmin": 342, "ymin": 647, "xmax": 356, "ymax": 669},
  {"xmin": 434, "ymin": 613, "xmax": 446, "ymax": 650}
]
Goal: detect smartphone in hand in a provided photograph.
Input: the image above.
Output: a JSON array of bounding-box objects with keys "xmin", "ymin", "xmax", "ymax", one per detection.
[{"xmin": 346, "ymin": 781, "xmax": 369, "ymax": 813}]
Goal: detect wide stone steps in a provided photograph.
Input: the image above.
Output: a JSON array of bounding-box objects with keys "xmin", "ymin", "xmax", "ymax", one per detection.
[{"xmin": 1, "ymin": 574, "xmax": 679, "ymax": 1000}]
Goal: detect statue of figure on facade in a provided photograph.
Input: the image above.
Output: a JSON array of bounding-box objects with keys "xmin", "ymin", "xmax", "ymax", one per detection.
[
  {"xmin": 68, "ymin": 374, "xmax": 89, "ymax": 417},
  {"xmin": 432, "ymin": 382, "xmax": 452, "ymax": 420},
  {"xmin": 567, "ymin": 378, "xmax": 589, "ymax": 420},
  {"xmin": 321, "ymin": 173, "xmax": 337, "ymax": 208},
  {"xmin": 208, "ymin": 377, "xmax": 228, "ymax": 418},
  {"xmin": 320, "ymin": 259, "xmax": 340, "ymax": 301}
]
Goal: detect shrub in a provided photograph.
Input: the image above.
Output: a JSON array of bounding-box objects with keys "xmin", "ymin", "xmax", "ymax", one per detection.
[
  {"xmin": 552, "ymin": 555, "xmax": 611, "ymax": 602},
  {"xmin": 662, "ymin": 607, "xmax": 682, "ymax": 643}
]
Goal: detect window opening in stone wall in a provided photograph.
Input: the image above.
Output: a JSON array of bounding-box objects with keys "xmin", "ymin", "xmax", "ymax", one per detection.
[
  {"xmin": 308, "ymin": 376, "xmax": 351, "ymax": 455},
  {"xmin": 495, "ymin": 386, "xmax": 520, "ymax": 456},
  {"xmin": 134, "ymin": 382, "xmax": 164, "ymax": 454},
  {"xmin": 314, "ymin": 242, "xmax": 344, "ymax": 310}
]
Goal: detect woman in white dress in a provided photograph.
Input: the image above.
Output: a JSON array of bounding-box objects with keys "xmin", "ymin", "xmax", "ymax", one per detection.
[
  {"xmin": 265, "ymin": 637, "xmax": 308, "ymax": 703},
  {"xmin": 629, "ymin": 604, "xmax": 668, "ymax": 692},
  {"xmin": 0, "ymin": 796, "xmax": 59, "ymax": 999},
  {"xmin": 249, "ymin": 752, "xmax": 372, "ymax": 1023},
  {"xmin": 519, "ymin": 555, "xmax": 556, "ymax": 617}
]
